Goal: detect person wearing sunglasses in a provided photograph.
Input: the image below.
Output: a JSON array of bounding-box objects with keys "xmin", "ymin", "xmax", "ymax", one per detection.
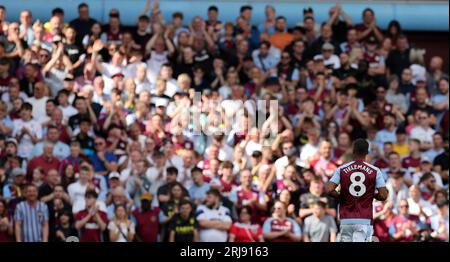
[
  {"xmin": 389, "ymin": 199, "xmax": 419, "ymax": 242},
  {"xmin": 262, "ymin": 200, "xmax": 301, "ymax": 242}
]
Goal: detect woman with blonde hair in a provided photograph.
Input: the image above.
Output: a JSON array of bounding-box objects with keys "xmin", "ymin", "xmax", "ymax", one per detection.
[{"xmin": 108, "ymin": 204, "xmax": 135, "ymax": 242}]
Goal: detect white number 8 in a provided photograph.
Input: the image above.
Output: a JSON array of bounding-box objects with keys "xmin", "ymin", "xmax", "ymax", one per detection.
[{"xmin": 349, "ymin": 172, "xmax": 366, "ymax": 197}]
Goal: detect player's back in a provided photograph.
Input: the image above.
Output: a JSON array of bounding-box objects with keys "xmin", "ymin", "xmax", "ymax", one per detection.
[{"xmin": 337, "ymin": 160, "xmax": 380, "ymax": 223}]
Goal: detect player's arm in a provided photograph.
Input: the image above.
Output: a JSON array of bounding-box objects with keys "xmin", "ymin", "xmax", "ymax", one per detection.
[
  {"xmin": 325, "ymin": 181, "xmax": 340, "ymax": 199},
  {"xmin": 326, "ymin": 168, "xmax": 341, "ymax": 199},
  {"xmin": 374, "ymin": 169, "xmax": 389, "ymax": 201}
]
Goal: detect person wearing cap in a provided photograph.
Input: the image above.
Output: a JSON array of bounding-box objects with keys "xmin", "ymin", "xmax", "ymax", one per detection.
[
  {"xmin": 2, "ymin": 167, "xmax": 26, "ymax": 201},
  {"xmin": 131, "ymin": 192, "xmax": 162, "ymax": 242},
  {"xmin": 313, "ymin": 42, "xmax": 340, "ymax": 70},
  {"xmin": 412, "ymin": 157, "xmax": 444, "ymax": 188},
  {"xmin": 364, "ymin": 36, "xmax": 386, "ymax": 77}
]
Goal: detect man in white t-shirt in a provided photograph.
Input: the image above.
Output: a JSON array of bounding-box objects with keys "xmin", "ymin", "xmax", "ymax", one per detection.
[
  {"xmin": 91, "ymin": 39, "xmax": 126, "ymax": 95},
  {"xmin": 12, "ymin": 103, "xmax": 43, "ymax": 159},
  {"xmin": 196, "ymin": 188, "xmax": 232, "ymax": 242},
  {"xmin": 410, "ymin": 111, "xmax": 435, "ymax": 150},
  {"xmin": 26, "ymin": 81, "xmax": 49, "ymax": 121},
  {"xmin": 300, "ymin": 128, "xmax": 321, "ymax": 167}
]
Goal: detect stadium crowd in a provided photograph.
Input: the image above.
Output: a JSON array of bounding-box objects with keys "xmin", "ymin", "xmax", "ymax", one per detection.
[{"xmin": 0, "ymin": 0, "xmax": 448, "ymax": 242}]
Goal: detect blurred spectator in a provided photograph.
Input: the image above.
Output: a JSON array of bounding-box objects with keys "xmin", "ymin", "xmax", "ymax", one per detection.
[
  {"xmin": 14, "ymin": 184, "xmax": 49, "ymax": 242},
  {"xmin": 196, "ymin": 188, "xmax": 232, "ymax": 242},
  {"xmin": 263, "ymin": 200, "xmax": 301, "ymax": 242},
  {"xmin": 303, "ymin": 201, "xmax": 337, "ymax": 242},
  {"xmin": 389, "ymin": 199, "xmax": 420, "ymax": 242},
  {"xmin": 108, "ymin": 204, "xmax": 135, "ymax": 242},
  {"xmin": 229, "ymin": 205, "xmax": 263, "ymax": 242},
  {"xmin": 74, "ymin": 190, "xmax": 108, "ymax": 242},
  {"xmin": 131, "ymin": 192, "xmax": 161, "ymax": 242},
  {"xmin": 168, "ymin": 200, "xmax": 199, "ymax": 242}
]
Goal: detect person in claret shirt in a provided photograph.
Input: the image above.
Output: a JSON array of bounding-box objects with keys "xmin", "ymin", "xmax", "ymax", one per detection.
[
  {"xmin": 75, "ymin": 190, "xmax": 108, "ymax": 242},
  {"xmin": 389, "ymin": 199, "xmax": 420, "ymax": 242},
  {"xmin": 211, "ymin": 161, "xmax": 238, "ymax": 198},
  {"xmin": 309, "ymin": 140, "xmax": 339, "ymax": 182},
  {"xmin": 373, "ymin": 200, "xmax": 395, "ymax": 242},
  {"xmin": 262, "ymin": 200, "xmax": 301, "ymax": 242},
  {"xmin": 418, "ymin": 172, "xmax": 440, "ymax": 202},
  {"xmin": 131, "ymin": 193, "xmax": 161, "ymax": 242},
  {"xmin": 373, "ymin": 142, "xmax": 394, "ymax": 169},
  {"xmin": 230, "ymin": 170, "xmax": 268, "ymax": 224},
  {"xmin": 229, "ymin": 206, "xmax": 264, "ymax": 242},
  {"xmin": 401, "ymin": 139, "xmax": 422, "ymax": 173}
]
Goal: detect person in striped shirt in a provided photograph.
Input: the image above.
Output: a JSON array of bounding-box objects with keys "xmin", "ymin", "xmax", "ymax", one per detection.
[{"xmin": 14, "ymin": 184, "xmax": 49, "ymax": 242}]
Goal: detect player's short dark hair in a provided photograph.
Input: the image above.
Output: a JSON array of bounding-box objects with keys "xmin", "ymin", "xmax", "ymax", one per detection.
[
  {"xmin": 0, "ymin": 5, "xmax": 6, "ymax": 11},
  {"xmin": 352, "ymin": 138, "xmax": 369, "ymax": 156},
  {"xmin": 166, "ymin": 166, "xmax": 179, "ymax": 176},
  {"xmin": 276, "ymin": 16, "xmax": 287, "ymax": 21}
]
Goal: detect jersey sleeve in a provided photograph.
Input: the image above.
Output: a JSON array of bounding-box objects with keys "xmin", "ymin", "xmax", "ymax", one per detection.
[
  {"xmin": 376, "ymin": 169, "xmax": 387, "ymax": 188},
  {"xmin": 329, "ymin": 167, "xmax": 341, "ymax": 185}
]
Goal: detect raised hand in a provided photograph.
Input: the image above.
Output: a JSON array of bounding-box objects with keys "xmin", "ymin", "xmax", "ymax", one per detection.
[{"xmin": 92, "ymin": 39, "xmax": 104, "ymax": 52}]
